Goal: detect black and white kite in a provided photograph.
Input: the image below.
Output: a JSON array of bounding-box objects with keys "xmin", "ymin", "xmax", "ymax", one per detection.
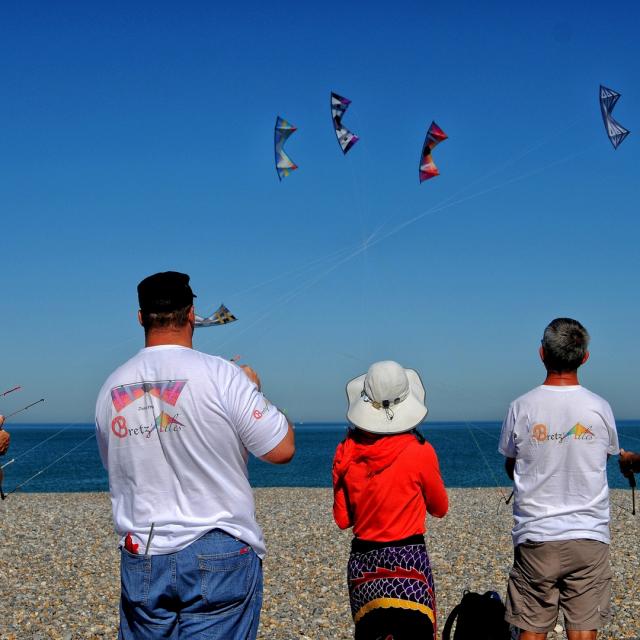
[{"xmin": 331, "ymin": 92, "xmax": 359, "ymax": 154}]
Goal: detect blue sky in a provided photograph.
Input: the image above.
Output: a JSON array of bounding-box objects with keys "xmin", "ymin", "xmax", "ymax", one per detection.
[{"xmin": 1, "ymin": 1, "xmax": 639, "ymax": 423}]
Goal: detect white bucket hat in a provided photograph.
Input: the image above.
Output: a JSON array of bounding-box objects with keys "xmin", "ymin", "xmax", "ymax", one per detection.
[{"xmin": 346, "ymin": 361, "xmax": 428, "ymax": 434}]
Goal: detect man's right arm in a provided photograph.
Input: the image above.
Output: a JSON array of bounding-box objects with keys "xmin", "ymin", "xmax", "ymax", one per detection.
[
  {"xmin": 499, "ymin": 403, "xmax": 517, "ymax": 481},
  {"xmin": 94, "ymin": 392, "xmax": 109, "ymax": 469}
]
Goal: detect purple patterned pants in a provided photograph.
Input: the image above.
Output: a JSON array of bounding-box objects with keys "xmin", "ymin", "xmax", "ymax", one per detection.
[{"xmin": 348, "ymin": 541, "xmax": 436, "ymax": 640}]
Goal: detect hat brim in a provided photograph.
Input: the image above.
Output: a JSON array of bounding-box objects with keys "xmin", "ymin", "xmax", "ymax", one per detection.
[{"xmin": 346, "ymin": 369, "xmax": 428, "ymax": 434}]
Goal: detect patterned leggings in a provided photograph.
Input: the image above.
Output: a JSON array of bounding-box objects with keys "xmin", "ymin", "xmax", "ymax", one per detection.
[{"xmin": 347, "ymin": 537, "xmax": 436, "ymax": 640}]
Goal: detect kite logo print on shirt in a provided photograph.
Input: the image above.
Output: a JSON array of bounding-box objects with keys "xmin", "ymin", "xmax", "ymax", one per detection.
[
  {"xmin": 253, "ymin": 400, "xmax": 271, "ymax": 420},
  {"xmin": 110, "ymin": 380, "xmax": 188, "ymax": 440},
  {"xmin": 564, "ymin": 422, "xmax": 594, "ymax": 441},
  {"xmin": 155, "ymin": 411, "xmax": 184, "ymax": 430},
  {"xmin": 531, "ymin": 422, "xmax": 594, "ymax": 444}
]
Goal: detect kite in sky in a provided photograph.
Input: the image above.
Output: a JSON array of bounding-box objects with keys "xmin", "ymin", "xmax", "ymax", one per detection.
[
  {"xmin": 599, "ymin": 85, "xmax": 630, "ymax": 149},
  {"xmin": 331, "ymin": 92, "xmax": 359, "ymax": 154},
  {"xmin": 274, "ymin": 116, "xmax": 298, "ymax": 180},
  {"xmin": 419, "ymin": 122, "xmax": 448, "ymax": 183},
  {"xmin": 195, "ymin": 304, "xmax": 237, "ymax": 328}
]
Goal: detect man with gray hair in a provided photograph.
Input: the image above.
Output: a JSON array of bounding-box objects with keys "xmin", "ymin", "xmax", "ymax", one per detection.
[{"xmin": 499, "ymin": 318, "xmax": 619, "ymax": 640}]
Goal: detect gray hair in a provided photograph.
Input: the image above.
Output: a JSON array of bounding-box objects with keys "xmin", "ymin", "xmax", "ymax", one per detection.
[
  {"xmin": 140, "ymin": 304, "xmax": 191, "ymax": 332},
  {"xmin": 541, "ymin": 318, "xmax": 590, "ymax": 372}
]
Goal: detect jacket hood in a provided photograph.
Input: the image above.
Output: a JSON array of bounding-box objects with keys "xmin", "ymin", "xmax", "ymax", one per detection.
[{"xmin": 334, "ymin": 430, "xmax": 416, "ymax": 479}]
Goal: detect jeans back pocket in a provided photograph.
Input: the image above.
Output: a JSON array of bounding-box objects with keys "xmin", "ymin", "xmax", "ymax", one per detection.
[
  {"xmin": 198, "ymin": 546, "xmax": 256, "ymax": 612},
  {"xmin": 121, "ymin": 549, "xmax": 152, "ymax": 607}
]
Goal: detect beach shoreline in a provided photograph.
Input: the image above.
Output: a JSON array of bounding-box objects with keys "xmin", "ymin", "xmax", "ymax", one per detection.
[{"xmin": 0, "ymin": 488, "xmax": 637, "ymax": 639}]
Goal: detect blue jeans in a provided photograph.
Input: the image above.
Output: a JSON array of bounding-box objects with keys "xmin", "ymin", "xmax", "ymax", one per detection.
[{"xmin": 119, "ymin": 529, "xmax": 263, "ymax": 639}]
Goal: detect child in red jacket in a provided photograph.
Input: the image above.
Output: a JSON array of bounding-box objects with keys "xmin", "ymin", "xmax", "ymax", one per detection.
[{"xmin": 333, "ymin": 361, "xmax": 448, "ymax": 640}]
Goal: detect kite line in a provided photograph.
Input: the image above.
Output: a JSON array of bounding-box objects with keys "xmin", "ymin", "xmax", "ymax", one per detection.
[
  {"xmin": 370, "ymin": 115, "xmax": 586, "ymax": 244},
  {"xmin": 2, "ymin": 432, "xmax": 96, "ymax": 498},
  {"xmin": 199, "ymin": 116, "xmax": 589, "ymax": 354},
  {"xmin": 8, "ymin": 424, "xmax": 75, "ymax": 463},
  {"xmin": 211, "ymin": 144, "xmax": 591, "ymax": 354}
]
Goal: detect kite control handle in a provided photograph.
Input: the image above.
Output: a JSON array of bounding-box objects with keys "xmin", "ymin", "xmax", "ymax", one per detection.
[
  {"xmin": 5, "ymin": 398, "xmax": 45, "ymax": 419},
  {"xmin": 1, "ymin": 386, "xmax": 21, "ymax": 398}
]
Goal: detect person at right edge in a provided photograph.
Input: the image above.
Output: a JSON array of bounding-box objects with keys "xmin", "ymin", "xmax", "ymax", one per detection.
[
  {"xmin": 333, "ymin": 360, "xmax": 448, "ymax": 640},
  {"xmin": 499, "ymin": 318, "xmax": 619, "ymax": 640}
]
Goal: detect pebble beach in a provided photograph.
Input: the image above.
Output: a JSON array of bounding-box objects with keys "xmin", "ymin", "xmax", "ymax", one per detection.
[{"xmin": 0, "ymin": 488, "xmax": 637, "ymax": 639}]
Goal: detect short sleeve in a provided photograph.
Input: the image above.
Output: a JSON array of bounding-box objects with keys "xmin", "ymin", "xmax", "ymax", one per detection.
[
  {"xmin": 602, "ymin": 402, "xmax": 620, "ymax": 456},
  {"xmin": 498, "ymin": 403, "xmax": 517, "ymax": 458},
  {"xmin": 224, "ymin": 372, "xmax": 289, "ymax": 458}
]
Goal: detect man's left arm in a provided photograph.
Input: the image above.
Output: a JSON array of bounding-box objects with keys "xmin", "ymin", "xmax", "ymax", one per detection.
[{"xmin": 259, "ymin": 422, "xmax": 295, "ymax": 464}]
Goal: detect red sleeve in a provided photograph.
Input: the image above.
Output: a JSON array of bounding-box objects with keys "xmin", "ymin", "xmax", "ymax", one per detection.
[
  {"xmin": 419, "ymin": 442, "xmax": 448, "ymax": 518},
  {"xmin": 332, "ymin": 446, "xmax": 352, "ymax": 530}
]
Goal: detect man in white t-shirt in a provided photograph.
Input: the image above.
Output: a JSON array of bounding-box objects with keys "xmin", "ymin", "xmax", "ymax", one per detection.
[
  {"xmin": 499, "ymin": 318, "xmax": 619, "ymax": 640},
  {"xmin": 95, "ymin": 271, "xmax": 295, "ymax": 640}
]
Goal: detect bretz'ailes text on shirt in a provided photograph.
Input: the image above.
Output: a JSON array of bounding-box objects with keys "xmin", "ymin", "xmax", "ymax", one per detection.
[
  {"xmin": 531, "ymin": 422, "xmax": 595, "ymax": 444},
  {"xmin": 110, "ymin": 413, "xmax": 185, "ymax": 440}
]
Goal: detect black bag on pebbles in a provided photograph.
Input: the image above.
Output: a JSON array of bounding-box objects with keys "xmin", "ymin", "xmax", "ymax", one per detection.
[{"xmin": 442, "ymin": 590, "xmax": 512, "ymax": 640}]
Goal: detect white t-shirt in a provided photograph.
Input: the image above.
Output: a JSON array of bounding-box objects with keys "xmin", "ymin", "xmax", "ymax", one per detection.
[
  {"xmin": 498, "ymin": 385, "xmax": 619, "ymax": 546},
  {"xmin": 95, "ymin": 345, "xmax": 289, "ymax": 558}
]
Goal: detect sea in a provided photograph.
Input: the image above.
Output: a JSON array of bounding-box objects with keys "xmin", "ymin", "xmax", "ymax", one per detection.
[{"xmin": 2, "ymin": 422, "xmax": 639, "ymax": 494}]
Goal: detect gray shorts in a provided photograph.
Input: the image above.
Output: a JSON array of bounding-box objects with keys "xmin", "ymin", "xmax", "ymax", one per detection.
[{"xmin": 505, "ymin": 539, "xmax": 612, "ymax": 633}]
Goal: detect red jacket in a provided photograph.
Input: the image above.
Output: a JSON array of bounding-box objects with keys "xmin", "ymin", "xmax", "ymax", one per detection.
[{"xmin": 332, "ymin": 431, "xmax": 448, "ymax": 541}]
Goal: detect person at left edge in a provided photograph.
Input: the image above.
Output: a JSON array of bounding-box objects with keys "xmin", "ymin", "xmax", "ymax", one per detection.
[
  {"xmin": 0, "ymin": 415, "xmax": 10, "ymax": 456},
  {"xmin": 95, "ymin": 271, "xmax": 295, "ymax": 640}
]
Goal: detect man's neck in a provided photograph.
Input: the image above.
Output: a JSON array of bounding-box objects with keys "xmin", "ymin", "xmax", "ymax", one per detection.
[
  {"xmin": 145, "ymin": 329, "xmax": 193, "ymax": 349},
  {"xmin": 543, "ymin": 370, "xmax": 580, "ymax": 386}
]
